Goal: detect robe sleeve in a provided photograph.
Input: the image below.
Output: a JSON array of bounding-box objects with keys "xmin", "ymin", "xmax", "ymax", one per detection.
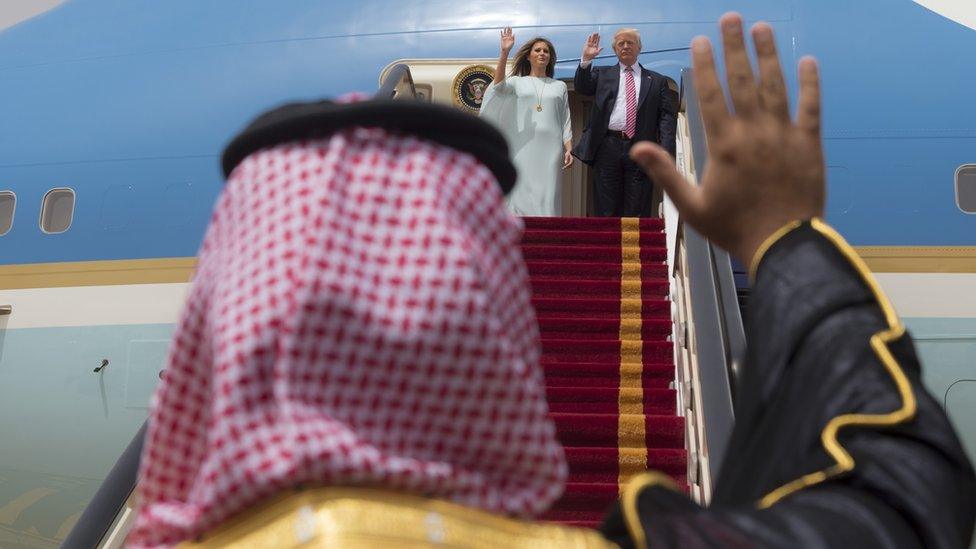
[
  {"xmin": 599, "ymin": 219, "xmax": 976, "ymax": 549},
  {"xmin": 479, "ymin": 77, "xmax": 517, "ymax": 138}
]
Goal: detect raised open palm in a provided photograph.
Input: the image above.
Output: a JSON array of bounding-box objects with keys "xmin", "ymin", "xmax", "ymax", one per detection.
[
  {"xmin": 500, "ymin": 27, "xmax": 515, "ymax": 53},
  {"xmin": 581, "ymin": 33, "xmax": 603, "ymax": 62},
  {"xmin": 630, "ymin": 14, "xmax": 825, "ymax": 266}
]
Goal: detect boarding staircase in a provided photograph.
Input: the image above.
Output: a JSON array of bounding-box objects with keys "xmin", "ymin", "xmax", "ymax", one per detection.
[{"xmin": 522, "ymin": 216, "xmax": 684, "ymax": 527}]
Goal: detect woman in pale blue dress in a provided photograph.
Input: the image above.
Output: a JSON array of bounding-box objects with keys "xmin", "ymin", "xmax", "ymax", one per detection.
[{"xmin": 480, "ymin": 29, "xmax": 573, "ymax": 216}]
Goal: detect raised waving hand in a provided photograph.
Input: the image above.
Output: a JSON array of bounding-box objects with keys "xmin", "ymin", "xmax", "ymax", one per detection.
[
  {"xmin": 630, "ymin": 13, "xmax": 825, "ymax": 265},
  {"xmin": 494, "ymin": 27, "xmax": 515, "ymax": 84},
  {"xmin": 500, "ymin": 27, "xmax": 515, "ymax": 53},
  {"xmin": 581, "ymin": 33, "xmax": 603, "ymax": 63}
]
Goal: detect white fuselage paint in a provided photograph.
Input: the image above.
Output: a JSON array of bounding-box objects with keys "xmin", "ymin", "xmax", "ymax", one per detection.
[
  {"xmin": 1, "ymin": 273, "xmax": 966, "ymax": 331},
  {"xmin": 0, "ymin": 283, "xmax": 189, "ymax": 329},
  {"xmin": 875, "ymin": 273, "xmax": 976, "ymax": 319},
  {"xmin": 913, "ymin": 0, "xmax": 976, "ymax": 31}
]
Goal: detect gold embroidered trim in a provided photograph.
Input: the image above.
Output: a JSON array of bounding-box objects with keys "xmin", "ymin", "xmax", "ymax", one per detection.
[
  {"xmin": 748, "ymin": 220, "xmax": 803, "ymax": 282},
  {"xmin": 621, "ymin": 472, "xmax": 681, "ymax": 549},
  {"xmin": 757, "ymin": 218, "xmax": 917, "ymax": 508},
  {"xmin": 180, "ymin": 487, "xmax": 614, "ymax": 548}
]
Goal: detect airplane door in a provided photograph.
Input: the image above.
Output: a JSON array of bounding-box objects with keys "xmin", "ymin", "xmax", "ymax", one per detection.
[{"xmin": 380, "ymin": 59, "xmax": 594, "ymax": 216}]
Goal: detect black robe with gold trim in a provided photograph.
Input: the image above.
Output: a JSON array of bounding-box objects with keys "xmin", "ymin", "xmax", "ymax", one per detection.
[{"xmin": 601, "ymin": 220, "xmax": 976, "ymax": 548}]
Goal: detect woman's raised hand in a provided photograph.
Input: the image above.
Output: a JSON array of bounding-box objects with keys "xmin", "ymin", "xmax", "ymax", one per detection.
[
  {"xmin": 500, "ymin": 27, "xmax": 515, "ymax": 53},
  {"xmin": 582, "ymin": 33, "xmax": 603, "ymax": 63}
]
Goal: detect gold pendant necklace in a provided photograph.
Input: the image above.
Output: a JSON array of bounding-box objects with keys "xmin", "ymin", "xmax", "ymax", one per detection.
[{"xmin": 532, "ymin": 77, "xmax": 547, "ymax": 112}]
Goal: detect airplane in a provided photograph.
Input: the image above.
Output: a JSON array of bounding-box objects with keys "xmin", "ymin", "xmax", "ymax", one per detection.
[{"xmin": 0, "ymin": 0, "xmax": 973, "ymax": 546}]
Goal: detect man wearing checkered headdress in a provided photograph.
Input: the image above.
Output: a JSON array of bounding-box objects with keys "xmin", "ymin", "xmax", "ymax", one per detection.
[{"xmin": 125, "ymin": 98, "xmax": 613, "ymax": 548}]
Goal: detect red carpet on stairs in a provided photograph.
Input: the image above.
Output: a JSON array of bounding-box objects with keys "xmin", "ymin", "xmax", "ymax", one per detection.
[{"xmin": 521, "ymin": 216, "xmax": 686, "ymax": 530}]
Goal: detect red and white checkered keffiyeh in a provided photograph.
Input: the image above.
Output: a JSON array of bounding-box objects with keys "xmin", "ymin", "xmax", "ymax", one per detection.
[{"xmin": 127, "ymin": 129, "xmax": 567, "ymax": 547}]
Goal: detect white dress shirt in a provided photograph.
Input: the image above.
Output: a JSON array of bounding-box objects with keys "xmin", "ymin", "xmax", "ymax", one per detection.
[{"xmin": 608, "ymin": 62, "xmax": 642, "ymax": 132}]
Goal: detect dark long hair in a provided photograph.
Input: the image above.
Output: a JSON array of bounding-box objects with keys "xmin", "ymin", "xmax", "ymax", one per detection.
[{"xmin": 510, "ymin": 37, "xmax": 556, "ymax": 78}]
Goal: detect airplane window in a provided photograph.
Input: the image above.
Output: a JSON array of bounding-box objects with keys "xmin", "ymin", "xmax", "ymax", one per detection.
[
  {"xmin": 0, "ymin": 191, "xmax": 14, "ymax": 236},
  {"xmin": 956, "ymin": 165, "xmax": 976, "ymax": 214},
  {"xmin": 40, "ymin": 187, "xmax": 75, "ymax": 234}
]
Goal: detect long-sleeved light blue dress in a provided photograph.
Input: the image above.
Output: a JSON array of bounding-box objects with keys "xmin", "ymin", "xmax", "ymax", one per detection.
[{"xmin": 480, "ymin": 75, "xmax": 572, "ymax": 216}]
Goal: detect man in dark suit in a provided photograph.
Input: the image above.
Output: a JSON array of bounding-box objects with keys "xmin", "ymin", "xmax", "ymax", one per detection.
[{"xmin": 572, "ymin": 29, "xmax": 678, "ymax": 217}]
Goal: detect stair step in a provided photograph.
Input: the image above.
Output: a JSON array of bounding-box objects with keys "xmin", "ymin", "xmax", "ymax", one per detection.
[
  {"xmin": 538, "ymin": 317, "xmax": 672, "ymax": 340},
  {"xmin": 522, "ymin": 216, "xmax": 664, "ymax": 231},
  {"xmin": 532, "ymin": 297, "xmax": 670, "ymax": 318},
  {"xmin": 522, "ymin": 229, "xmax": 666, "ymax": 247},
  {"xmin": 531, "ymin": 278, "xmax": 669, "ymax": 299},
  {"xmin": 541, "ymin": 339, "xmax": 673, "ymax": 363},
  {"xmin": 521, "ymin": 245, "xmax": 666, "ymax": 262},
  {"xmin": 543, "ymin": 361, "xmax": 674, "ymax": 389},
  {"xmin": 546, "ymin": 387, "xmax": 676, "ymax": 415},
  {"xmin": 550, "ymin": 413, "xmax": 685, "ymax": 448},
  {"xmin": 564, "ymin": 447, "xmax": 688, "ymax": 480},
  {"xmin": 526, "ymin": 260, "xmax": 668, "ymax": 280}
]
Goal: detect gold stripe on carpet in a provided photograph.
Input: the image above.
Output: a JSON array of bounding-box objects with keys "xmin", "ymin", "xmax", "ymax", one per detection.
[
  {"xmin": 618, "ymin": 388, "xmax": 645, "ymax": 414},
  {"xmin": 620, "ymin": 340, "xmax": 644, "ymax": 361},
  {"xmin": 619, "ymin": 218, "xmax": 646, "ymax": 491},
  {"xmin": 620, "ymin": 299, "xmax": 644, "ymax": 319},
  {"xmin": 620, "ymin": 362, "xmax": 645, "ymax": 379},
  {"xmin": 620, "ymin": 280, "xmax": 644, "ymax": 298},
  {"xmin": 618, "ymin": 448, "xmax": 650, "ymax": 485},
  {"xmin": 618, "ymin": 414, "xmax": 648, "ymax": 448},
  {"xmin": 619, "ymin": 319, "xmax": 643, "ymax": 339},
  {"xmin": 621, "ymin": 262, "xmax": 643, "ymax": 277},
  {"xmin": 621, "ymin": 246, "xmax": 643, "ymax": 263}
]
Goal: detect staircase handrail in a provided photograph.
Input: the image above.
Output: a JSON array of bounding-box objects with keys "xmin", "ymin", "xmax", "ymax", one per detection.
[
  {"xmin": 376, "ymin": 63, "xmax": 417, "ymax": 100},
  {"xmin": 61, "ymin": 422, "xmax": 145, "ymax": 548},
  {"xmin": 675, "ymin": 67, "xmax": 745, "ymax": 485}
]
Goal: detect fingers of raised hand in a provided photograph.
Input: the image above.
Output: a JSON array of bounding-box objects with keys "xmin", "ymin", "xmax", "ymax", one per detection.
[
  {"xmin": 630, "ymin": 142, "xmax": 702, "ymax": 224},
  {"xmin": 586, "ymin": 33, "xmax": 602, "ymax": 52},
  {"xmin": 691, "ymin": 37, "xmax": 730, "ymax": 138},
  {"xmin": 751, "ymin": 23, "xmax": 789, "ymax": 121},
  {"xmin": 720, "ymin": 12, "xmax": 759, "ymax": 117},
  {"xmin": 796, "ymin": 56, "xmax": 822, "ymax": 138}
]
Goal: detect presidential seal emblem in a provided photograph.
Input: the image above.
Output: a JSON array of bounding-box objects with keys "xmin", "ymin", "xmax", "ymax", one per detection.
[{"xmin": 453, "ymin": 65, "xmax": 494, "ymax": 114}]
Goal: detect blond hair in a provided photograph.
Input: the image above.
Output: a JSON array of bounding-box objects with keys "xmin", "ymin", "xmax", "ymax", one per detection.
[{"xmin": 613, "ymin": 28, "xmax": 642, "ymax": 49}]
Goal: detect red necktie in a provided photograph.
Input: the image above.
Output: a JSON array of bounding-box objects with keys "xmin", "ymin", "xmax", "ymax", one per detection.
[{"xmin": 624, "ymin": 67, "xmax": 637, "ymax": 139}]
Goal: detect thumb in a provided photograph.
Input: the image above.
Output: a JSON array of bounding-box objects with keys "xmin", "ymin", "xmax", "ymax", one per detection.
[{"xmin": 629, "ymin": 141, "xmax": 701, "ymax": 222}]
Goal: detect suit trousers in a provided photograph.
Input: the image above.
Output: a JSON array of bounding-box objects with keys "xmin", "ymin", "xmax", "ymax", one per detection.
[{"xmin": 592, "ymin": 135, "xmax": 654, "ymax": 217}]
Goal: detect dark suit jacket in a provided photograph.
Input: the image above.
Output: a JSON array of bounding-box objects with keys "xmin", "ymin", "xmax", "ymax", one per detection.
[{"xmin": 571, "ymin": 63, "xmax": 678, "ymax": 165}]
